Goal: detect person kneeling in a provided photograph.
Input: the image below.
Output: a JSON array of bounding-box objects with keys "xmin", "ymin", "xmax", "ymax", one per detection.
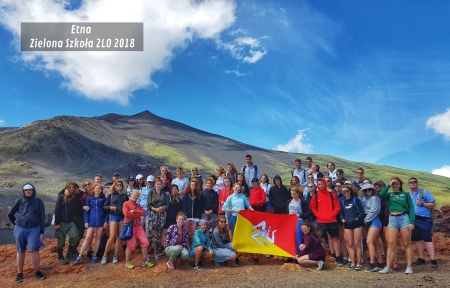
[
  {"xmin": 189, "ymin": 219, "xmax": 214, "ymax": 270},
  {"xmin": 294, "ymin": 221, "xmax": 326, "ymax": 270},
  {"xmin": 212, "ymin": 215, "xmax": 238, "ymax": 267},
  {"xmin": 165, "ymin": 212, "xmax": 190, "ymax": 270}
]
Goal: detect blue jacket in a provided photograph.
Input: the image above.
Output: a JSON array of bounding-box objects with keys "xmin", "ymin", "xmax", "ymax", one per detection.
[{"xmin": 84, "ymin": 194, "xmax": 107, "ymax": 227}]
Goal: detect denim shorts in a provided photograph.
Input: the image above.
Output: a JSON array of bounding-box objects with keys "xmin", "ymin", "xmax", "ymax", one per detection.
[
  {"xmin": 189, "ymin": 249, "xmax": 197, "ymax": 259},
  {"xmin": 14, "ymin": 226, "xmax": 40, "ymax": 253},
  {"xmin": 109, "ymin": 214, "xmax": 124, "ymax": 223},
  {"xmin": 387, "ymin": 213, "xmax": 410, "ymax": 230},
  {"xmin": 368, "ymin": 216, "xmax": 382, "ymax": 229}
]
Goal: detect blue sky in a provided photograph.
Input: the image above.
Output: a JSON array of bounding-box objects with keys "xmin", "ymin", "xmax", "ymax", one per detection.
[{"xmin": 0, "ymin": 0, "xmax": 449, "ymax": 177}]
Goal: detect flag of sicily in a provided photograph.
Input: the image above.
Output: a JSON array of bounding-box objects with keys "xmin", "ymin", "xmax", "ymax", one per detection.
[{"xmin": 232, "ymin": 210, "xmax": 298, "ymax": 257}]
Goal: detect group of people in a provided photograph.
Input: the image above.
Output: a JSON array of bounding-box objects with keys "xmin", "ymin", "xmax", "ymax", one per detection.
[{"xmin": 8, "ymin": 155, "xmax": 438, "ymax": 283}]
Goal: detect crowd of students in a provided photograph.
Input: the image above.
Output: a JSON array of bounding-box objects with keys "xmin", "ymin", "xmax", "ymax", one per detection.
[{"xmin": 8, "ymin": 155, "xmax": 438, "ymax": 283}]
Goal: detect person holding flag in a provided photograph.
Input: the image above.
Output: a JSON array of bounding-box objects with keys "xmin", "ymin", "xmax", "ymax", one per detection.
[{"xmin": 223, "ymin": 183, "xmax": 254, "ymax": 235}]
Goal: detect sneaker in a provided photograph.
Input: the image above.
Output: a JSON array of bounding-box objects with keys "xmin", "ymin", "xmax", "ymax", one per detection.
[
  {"xmin": 113, "ymin": 255, "xmax": 118, "ymax": 264},
  {"xmin": 167, "ymin": 260, "xmax": 175, "ymax": 270},
  {"xmin": 16, "ymin": 273, "xmax": 23, "ymax": 283},
  {"xmin": 35, "ymin": 271, "xmax": 46, "ymax": 280},
  {"xmin": 392, "ymin": 262, "xmax": 400, "ymax": 270},
  {"xmin": 347, "ymin": 261, "xmax": 353, "ymax": 268},
  {"xmin": 214, "ymin": 260, "xmax": 221, "ymax": 267},
  {"xmin": 365, "ymin": 263, "xmax": 378, "ymax": 272},
  {"xmin": 330, "ymin": 253, "xmax": 336, "ymax": 259},
  {"xmin": 355, "ymin": 264, "xmax": 362, "ymax": 271},
  {"xmin": 335, "ymin": 256, "xmax": 344, "ymax": 267},
  {"xmin": 125, "ymin": 262, "xmax": 135, "ymax": 269},
  {"xmin": 264, "ymin": 254, "xmax": 271, "ymax": 258},
  {"xmin": 92, "ymin": 256, "xmax": 98, "ymax": 263},
  {"xmin": 176, "ymin": 257, "xmax": 181, "ymax": 266},
  {"xmin": 431, "ymin": 260, "xmax": 438, "ymax": 268},
  {"xmin": 316, "ymin": 260, "xmax": 324, "ymax": 271},
  {"xmin": 379, "ymin": 267, "xmax": 391, "ymax": 274},
  {"xmin": 194, "ymin": 264, "xmax": 204, "ymax": 270},
  {"xmin": 142, "ymin": 260, "xmax": 154, "ymax": 268},
  {"xmin": 348, "ymin": 264, "xmax": 355, "ymax": 270},
  {"xmin": 101, "ymin": 255, "xmax": 107, "ymax": 265},
  {"xmin": 377, "ymin": 262, "xmax": 386, "ymax": 269},
  {"xmin": 253, "ymin": 257, "xmax": 261, "ymax": 265},
  {"xmin": 342, "ymin": 257, "xmax": 350, "ymax": 264},
  {"xmin": 413, "ymin": 258, "xmax": 425, "ymax": 265},
  {"xmin": 154, "ymin": 254, "xmax": 160, "ymax": 260},
  {"xmin": 74, "ymin": 255, "xmax": 81, "ymax": 263},
  {"xmin": 404, "ymin": 266, "xmax": 413, "ymax": 274},
  {"xmin": 227, "ymin": 262, "xmax": 239, "ymax": 267}
]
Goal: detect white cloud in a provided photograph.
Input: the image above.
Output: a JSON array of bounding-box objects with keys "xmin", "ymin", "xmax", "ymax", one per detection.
[
  {"xmin": 0, "ymin": 0, "xmax": 236, "ymax": 104},
  {"xmin": 216, "ymin": 33, "xmax": 267, "ymax": 64},
  {"xmin": 224, "ymin": 70, "xmax": 247, "ymax": 76},
  {"xmin": 426, "ymin": 108, "xmax": 450, "ymax": 140},
  {"xmin": 275, "ymin": 130, "xmax": 313, "ymax": 153},
  {"xmin": 0, "ymin": 119, "xmax": 5, "ymax": 126},
  {"xmin": 431, "ymin": 165, "xmax": 450, "ymax": 178}
]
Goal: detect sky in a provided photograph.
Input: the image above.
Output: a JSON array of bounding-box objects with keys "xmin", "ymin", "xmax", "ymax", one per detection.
[{"xmin": 0, "ymin": 0, "xmax": 449, "ymax": 177}]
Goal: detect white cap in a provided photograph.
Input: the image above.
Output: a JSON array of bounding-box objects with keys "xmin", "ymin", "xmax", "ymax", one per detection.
[
  {"xmin": 23, "ymin": 184, "xmax": 34, "ymax": 190},
  {"xmin": 147, "ymin": 175, "xmax": 155, "ymax": 182},
  {"xmin": 136, "ymin": 174, "xmax": 144, "ymax": 180}
]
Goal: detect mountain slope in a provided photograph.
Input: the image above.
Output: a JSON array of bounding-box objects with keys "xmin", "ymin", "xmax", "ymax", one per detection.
[{"xmin": 0, "ymin": 110, "xmax": 449, "ymax": 206}]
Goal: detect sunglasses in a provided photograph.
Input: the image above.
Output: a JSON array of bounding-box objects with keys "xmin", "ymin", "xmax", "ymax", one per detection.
[
  {"xmin": 308, "ymin": 186, "xmax": 314, "ymax": 188},
  {"xmin": 218, "ymin": 221, "xmax": 226, "ymax": 223},
  {"xmin": 362, "ymin": 189, "xmax": 374, "ymax": 192},
  {"xmin": 335, "ymin": 185, "xmax": 342, "ymax": 188},
  {"xmin": 408, "ymin": 180, "xmax": 417, "ymax": 184},
  {"xmin": 342, "ymin": 190, "xmax": 351, "ymax": 193},
  {"xmin": 83, "ymin": 183, "xmax": 91, "ymax": 187}
]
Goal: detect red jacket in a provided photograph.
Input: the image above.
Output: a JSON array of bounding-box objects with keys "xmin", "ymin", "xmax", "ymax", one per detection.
[
  {"xmin": 309, "ymin": 182, "xmax": 340, "ymax": 223},
  {"xmin": 218, "ymin": 187, "xmax": 233, "ymax": 214},
  {"xmin": 249, "ymin": 186, "xmax": 266, "ymax": 207},
  {"xmin": 123, "ymin": 200, "xmax": 146, "ymax": 227}
]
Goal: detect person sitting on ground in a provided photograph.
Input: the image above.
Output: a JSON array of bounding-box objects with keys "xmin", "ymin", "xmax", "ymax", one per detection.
[
  {"xmin": 123, "ymin": 190, "xmax": 154, "ymax": 269},
  {"xmin": 212, "ymin": 215, "xmax": 238, "ymax": 267},
  {"xmin": 294, "ymin": 221, "xmax": 326, "ymax": 270},
  {"xmin": 189, "ymin": 219, "xmax": 214, "ymax": 270},
  {"xmin": 165, "ymin": 212, "xmax": 189, "ymax": 270},
  {"xmin": 8, "ymin": 183, "xmax": 46, "ymax": 283}
]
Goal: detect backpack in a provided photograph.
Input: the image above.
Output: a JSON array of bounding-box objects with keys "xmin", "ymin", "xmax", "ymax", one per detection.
[
  {"xmin": 242, "ymin": 165, "xmax": 258, "ymax": 177},
  {"xmin": 339, "ymin": 196, "xmax": 359, "ymax": 214},
  {"xmin": 314, "ymin": 192, "xmax": 335, "ymax": 211},
  {"xmin": 419, "ymin": 189, "xmax": 436, "ymax": 230}
]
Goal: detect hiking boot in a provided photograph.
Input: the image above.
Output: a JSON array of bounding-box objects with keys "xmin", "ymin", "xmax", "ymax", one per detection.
[
  {"xmin": 101, "ymin": 255, "xmax": 107, "ymax": 265},
  {"xmin": 365, "ymin": 263, "xmax": 378, "ymax": 272},
  {"xmin": 413, "ymin": 258, "xmax": 425, "ymax": 265},
  {"xmin": 335, "ymin": 256, "xmax": 344, "ymax": 267},
  {"xmin": 431, "ymin": 260, "xmax": 438, "ymax": 268},
  {"xmin": 404, "ymin": 267, "xmax": 413, "ymax": 274},
  {"xmin": 355, "ymin": 264, "xmax": 362, "ymax": 271},
  {"xmin": 142, "ymin": 260, "xmax": 154, "ymax": 268},
  {"xmin": 167, "ymin": 260, "xmax": 175, "ymax": 270},
  {"xmin": 113, "ymin": 255, "xmax": 119, "ymax": 264},
  {"xmin": 66, "ymin": 246, "xmax": 78, "ymax": 261},
  {"xmin": 35, "ymin": 271, "xmax": 46, "ymax": 280},
  {"xmin": 316, "ymin": 260, "xmax": 324, "ymax": 271},
  {"xmin": 379, "ymin": 267, "xmax": 391, "ymax": 274},
  {"xmin": 16, "ymin": 273, "xmax": 23, "ymax": 283},
  {"xmin": 348, "ymin": 263, "xmax": 355, "ymax": 270},
  {"xmin": 125, "ymin": 262, "xmax": 135, "ymax": 269},
  {"xmin": 58, "ymin": 248, "xmax": 69, "ymax": 265}
]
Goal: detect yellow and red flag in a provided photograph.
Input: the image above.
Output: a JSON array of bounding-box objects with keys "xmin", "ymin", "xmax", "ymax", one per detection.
[{"xmin": 232, "ymin": 210, "xmax": 298, "ymax": 257}]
